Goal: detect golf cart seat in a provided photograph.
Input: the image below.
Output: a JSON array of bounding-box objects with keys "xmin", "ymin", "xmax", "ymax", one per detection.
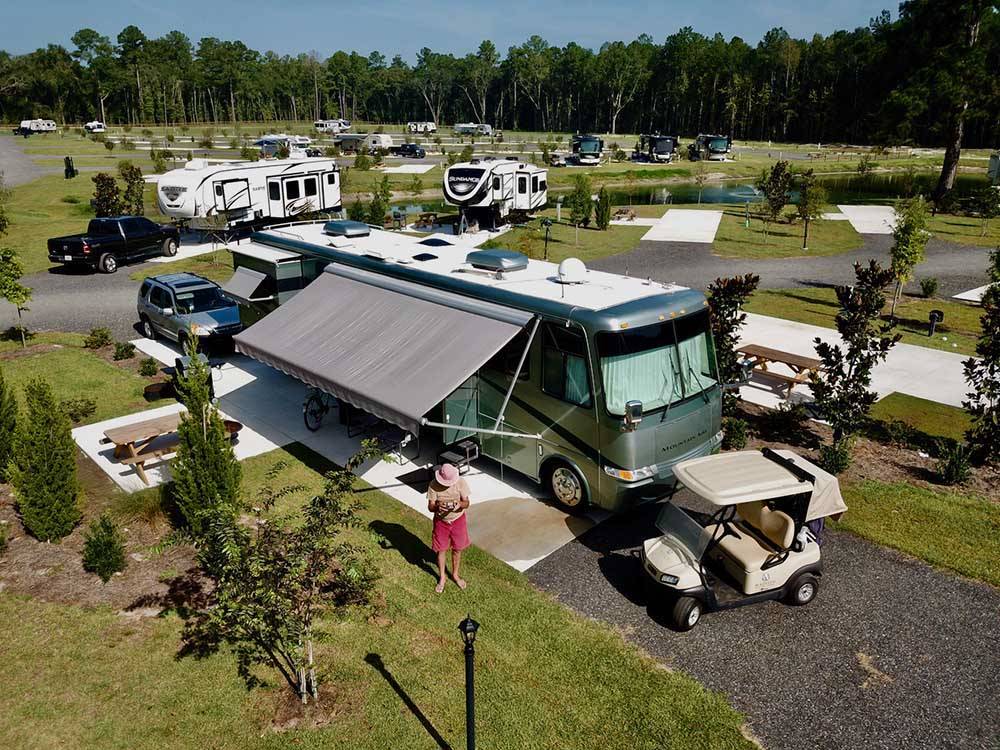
[{"xmin": 713, "ymin": 502, "xmax": 795, "ymax": 577}]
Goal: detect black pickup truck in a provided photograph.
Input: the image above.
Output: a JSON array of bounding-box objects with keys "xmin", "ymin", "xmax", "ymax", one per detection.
[
  {"xmin": 390, "ymin": 143, "xmax": 426, "ymax": 159},
  {"xmin": 48, "ymin": 216, "xmax": 180, "ymax": 274}
]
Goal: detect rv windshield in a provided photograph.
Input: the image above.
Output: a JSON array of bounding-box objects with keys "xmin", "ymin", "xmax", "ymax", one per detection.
[
  {"xmin": 174, "ymin": 287, "xmax": 233, "ymax": 314},
  {"xmin": 709, "ymin": 138, "xmax": 729, "ymax": 153},
  {"xmin": 579, "ymin": 140, "xmax": 601, "ymax": 154},
  {"xmin": 596, "ymin": 309, "xmax": 718, "ymax": 415},
  {"xmin": 653, "ymin": 139, "xmax": 673, "ymax": 154}
]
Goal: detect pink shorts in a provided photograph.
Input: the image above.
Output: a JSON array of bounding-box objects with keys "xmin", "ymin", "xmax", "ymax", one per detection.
[{"xmin": 432, "ymin": 514, "xmax": 470, "ymax": 552}]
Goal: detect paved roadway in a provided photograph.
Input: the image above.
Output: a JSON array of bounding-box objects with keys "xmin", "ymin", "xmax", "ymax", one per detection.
[{"xmin": 527, "ymin": 496, "xmax": 1000, "ymax": 750}]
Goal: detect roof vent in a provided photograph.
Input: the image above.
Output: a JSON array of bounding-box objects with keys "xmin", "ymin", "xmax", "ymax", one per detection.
[
  {"xmin": 556, "ymin": 257, "xmax": 588, "ymax": 284},
  {"xmin": 465, "ymin": 249, "xmax": 528, "ymax": 275},
  {"xmin": 323, "ymin": 219, "xmax": 370, "ymax": 238}
]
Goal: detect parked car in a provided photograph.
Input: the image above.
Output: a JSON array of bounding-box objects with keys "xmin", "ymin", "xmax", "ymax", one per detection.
[
  {"xmin": 396, "ymin": 143, "xmax": 426, "ymax": 158},
  {"xmin": 48, "ymin": 216, "xmax": 180, "ymax": 273},
  {"xmin": 137, "ymin": 273, "xmax": 243, "ymax": 349},
  {"xmin": 84, "ymin": 120, "xmax": 106, "ymax": 133}
]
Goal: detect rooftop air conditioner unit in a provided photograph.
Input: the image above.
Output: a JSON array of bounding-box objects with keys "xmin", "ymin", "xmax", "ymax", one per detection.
[
  {"xmin": 323, "ymin": 219, "xmax": 370, "ymax": 238},
  {"xmin": 465, "ymin": 249, "xmax": 528, "ymax": 274}
]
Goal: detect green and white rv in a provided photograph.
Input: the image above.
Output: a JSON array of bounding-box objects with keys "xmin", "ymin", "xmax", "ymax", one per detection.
[{"xmin": 229, "ymin": 220, "xmax": 723, "ymax": 512}]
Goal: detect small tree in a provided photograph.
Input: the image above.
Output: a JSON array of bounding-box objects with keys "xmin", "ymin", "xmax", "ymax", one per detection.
[
  {"xmin": 809, "ymin": 261, "xmax": 900, "ymax": 450},
  {"xmin": 974, "ymin": 186, "xmax": 1000, "ymax": 237},
  {"xmin": 92, "ymin": 172, "xmax": 122, "ymax": 217},
  {"xmin": 353, "ymin": 151, "xmax": 371, "ymax": 171},
  {"xmin": 82, "ymin": 513, "xmax": 127, "ymax": 583},
  {"xmin": 796, "ymin": 169, "xmax": 827, "ymax": 251},
  {"xmin": 707, "ymin": 274, "xmax": 761, "ymax": 415},
  {"xmin": 754, "ymin": 160, "xmax": 792, "ymax": 243},
  {"xmin": 964, "ymin": 249, "xmax": 1000, "ymax": 464},
  {"xmin": 367, "ymin": 175, "xmax": 392, "ymax": 226},
  {"xmin": 888, "ymin": 196, "xmax": 930, "ymax": 317},
  {"xmin": 0, "ymin": 249, "xmax": 32, "ymax": 348},
  {"xmin": 119, "ymin": 162, "xmax": 145, "ymax": 215},
  {"xmin": 10, "ymin": 378, "xmax": 81, "ymax": 541},
  {"xmin": 104, "ymin": 139, "xmax": 115, "ymax": 155},
  {"xmin": 408, "ymin": 174, "xmax": 423, "ymax": 200},
  {"xmin": 857, "ymin": 153, "xmax": 876, "ymax": 178},
  {"xmin": 184, "ymin": 448, "xmax": 381, "ymax": 702},
  {"xmin": 694, "ymin": 161, "xmax": 708, "ymax": 204},
  {"xmin": 0, "ymin": 365, "xmax": 17, "ymax": 481},
  {"xmin": 569, "ymin": 173, "xmax": 593, "ymax": 245},
  {"xmin": 595, "ymin": 186, "xmax": 612, "ymax": 230},
  {"xmin": 171, "ymin": 337, "xmax": 241, "ymax": 537}
]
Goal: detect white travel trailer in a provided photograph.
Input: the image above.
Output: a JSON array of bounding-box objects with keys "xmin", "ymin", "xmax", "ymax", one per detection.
[
  {"xmin": 13, "ymin": 118, "xmax": 57, "ymax": 136},
  {"xmin": 314, "ymin": 119, "xmax": 351, "ymax": 134},
  {"xmin": 407, "ymin": 121, "xmax": 437, "ymax": 134},
  {"xmin": 454, "ymin": 123, "xmax": 493, "ymax": 136},
  {"xmin": 156, "ymin": 157, "xmax": 341, "ymax": 229},
  {"xmin": 365, "ymin": 133, "xmax": 394, "ymax": 152},
  {"xmin": 84, "ymin": 120, "xmax": 107, "ymax": 133},
  {"xmin": 442, "ymin": 157, "xmax": 547, "ymax": 227}
]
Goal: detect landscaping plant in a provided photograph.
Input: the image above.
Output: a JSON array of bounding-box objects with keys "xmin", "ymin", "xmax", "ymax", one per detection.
[
  {"xmin": 367, "ymin": 175, "xmax": 392, "ymax": 226},
  {"xmin": 920, "ymin": 277, "xmax": 939, "ymax": 299},
  {"xmin": 809, "ymin": 260, "xmax": 900, "ymax": 459},
  {"xmin": 721, "ymin": 416, "xmax": 749, "ymax": 450},
  {"xmin": 569, "ymin": 173, "xmax": 593, "ymax": 245},
  {"xmin": 82, "ymin": 513, "xmax": 127, "ymax": 583},
  {"xmin": 595, "ymin": 186, "xmax": 612, "ymax": 230},
  {"xmin": 352, "ymin": 151, "xmax": 371, "ymax": 171},
  {"xmin": 0, "ymin": 366, "xmax": 16, "ymax": 480},
  {"xmin": 59, "ymin": 397, "xmax": 97, "ymax": 424},
  {"xmin": 138, "ymin": 357, "xmax": 159, "ymax": 377},
  {"xmin": 963, "ymin": 249, "xmax": 1000, "ymax": 465},
  {"xmin": 171, "ymin": 337, "xmax": 241, "ymax": 537},
  {"xmin": 818, "ymin": 439, "xmax": 853, "ymax": 475},
  {"xmin": 0, "ymin": 249, "xmax": 32, "ymax": 349},
  {"xmin": 84, "ymin": 326, "xmax": 113, "ymax": 349},
  {"xmin": 935, "ymin": 441, "xmax": 971, "ymax": 486},
  {"xmin": 795, "ymin": 169, "xmax": 827, "ymax": 251},
  {"xmin": 91, "ymin": 172, "xmax": 121, "ymax": 217},
  {"xmin": 754, "ymin": 159, "xmax": 792, "ymax": 243},
  {"xmin": 889, "ymin": 196, "xmax": 930, "ymax": 317},
  {"xmin": 707, "ymin": 273, "xmax": 760, "ymax": 415},
  {"xmin": 113, "ymin": 341, "xmax": 136, "ymax": 361},
  {"xmin": 118, "ymin": 162, "xmax": 145, "ymax": 215},
  {"xmin": 9, "ymin": 379, "xmax": 81, "ymax": 541},
  {"xmin": 974, "ymin": 185, "xmax": 1000, "ymax": 237}
]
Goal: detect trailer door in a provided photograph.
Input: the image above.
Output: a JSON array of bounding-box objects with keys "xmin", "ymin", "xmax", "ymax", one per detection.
[
  {"xmin": 321, "ymin": 171, "xmax": 340, "ymax": 210},
  {"xmin": 214, "ymin": 179, "xmax": 251, "ymax": 212},
  {"xmin": 514, "ymin": 172, "xmax": 529, "ymax": 210},
  {"xmin": 266, "ymin": 178, "xmax": 284, "ymax": 217}
]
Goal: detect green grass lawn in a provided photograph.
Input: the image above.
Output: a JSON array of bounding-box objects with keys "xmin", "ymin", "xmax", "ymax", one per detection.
[
  {"xmin": 927, "ymin": 212, "xmax": 1000, "ymax": 248},
  {"xmin": 746, "ymin": 287, "xmax": 983, "ymax": 356},
  {"xmin": 480, "ymin": 215, "xmax": 650, "ymax": 264},
  {"xmin": 1, "ymin": 443, "xmax": 753, "ymax": 750},
  {"xmin": 834, "ymin": 480, "xmax": 1000, "ymax": 587},
  {"xmin": 870, "ymin": 392, "xmax": 971, "ymax": 442},
  {"xmin": 129, "ymin": 249, "xmax": 234, "ymax": 284},
  {"xmin": 708, "ymin": 203, "xmax": 862, "ymax": 259}
]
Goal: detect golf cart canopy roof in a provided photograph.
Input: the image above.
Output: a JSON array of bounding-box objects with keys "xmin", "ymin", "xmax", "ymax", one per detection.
[{"xmin": 673, "ymin": 449, "xmax": 847, "ymax": 521}]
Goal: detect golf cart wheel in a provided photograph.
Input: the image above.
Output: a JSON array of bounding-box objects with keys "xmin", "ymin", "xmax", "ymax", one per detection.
[
  {"xmin": 162, "ymin": 238, "xmax": 178, "ymax": 257},
  {"xmin": 786, "ymin": 574, "xmax": 819, "ymax": 606},
  {"xmin": 140, "ymin": 315, "xmax": 157, "ymax": 340},
  {"xmin": 303, "ymin": 393, "xmax": 326, "ymax": 432},
  {"xmin": 670, "ymin": 596, "xmax": 702, "ymax": 631},
  {"xmin": 98, "ymin": 253, "xmax": 118, "ymax": 274},
  {"xmin": 547, "ymin": 462, "xmax": 587, "ymax": 513}
]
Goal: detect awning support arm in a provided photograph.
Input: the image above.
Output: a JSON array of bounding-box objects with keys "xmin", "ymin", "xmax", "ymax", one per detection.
[
  {"xmin": 491, "ymin": 317, "xmax": 540, "ymax": 431},
  {"xmin": 420, "ymin": 419, "xmax": 540, "ymax": 441}
]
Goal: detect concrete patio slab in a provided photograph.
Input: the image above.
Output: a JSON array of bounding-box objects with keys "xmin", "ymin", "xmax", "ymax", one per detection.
[
  {"xmin": 382, "ymin": 164, "xmax": 435, "ymax": 174},
  {"xmin": 642, "ymin": 209, "xmax": 723, "ymax": 243},
  {"xmin": 836, "ymin": 205, "xmax": 897, "ymax": 234},
  {"xmin": 953, "ymin": 285, "xmax": 986, "ymax": 304}
]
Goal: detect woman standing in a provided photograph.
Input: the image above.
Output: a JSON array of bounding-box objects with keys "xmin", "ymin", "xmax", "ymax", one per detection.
[{"xmin": 427, "ymin": 463, "xmax": 471, "ymax": 593}]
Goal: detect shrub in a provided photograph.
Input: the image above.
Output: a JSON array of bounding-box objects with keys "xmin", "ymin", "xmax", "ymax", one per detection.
[
  {"xmin": 228, "ymin": 137, "xmax": 240, "ymax": 150},
  {"xmin": 324, "ymin": 146, "xmax": 340, "ymax": 157},
  {"xmin": 0, "ymin": 523, "xmax": 7, "ymax": 555},
  {"xmin": 82, "ymin": 513, "xmax": 127, "ymax": 583},
  {"xmin": 722, "ymin": 417, "xmax": 749, "ymax": 451},
  {"xmin": 104, "ymin": 140, "xmax": 115, "ymax": 154},
  {"xmin": 60, "ymin": 397, "xmax": 97, "ymax": 424},
  {"xmin": 198, "ymin": 136, "xmax": 214, "ymax": 149},
  {"xmin": 239, "ymin": 145, "xmax": 259, "ymax": 162},
  {"xmin": 141, "ymin": 128, "xmax": 153, "ymax": 138},
  {"xmin": 84, "ymin": 327, "xmax": 113, "ymax": 349},
  {"xmin": 920, "ymin": 277, "xmax": 939, "ymax": 299},
  {"xmin": 0, "ymin": 366, "xmax": 17, "ymax": 481},
  {"xmin": 10, "ymin": 379, "xmax": 81, "ymax": 541},
  {"xmin": 120, "ymin": 138, "xmax": 135, "ymax": 152},
  {"xmin": 166, "ymin": 133, "xmax": 175, "ymax": 143},
  {"xmin": 123, "ymin": 124, "xmax": 133, "ymax": 133},
  {"xmin": 936, "ymin": 442, "xmax": 971, "ymax": 485},
  {"xmin": 186, "ymin": 151, "xmax": 193, "ymax": 161},
  {"xmin": 762, "ymin": 401, "xmax": 812, "ymax": 442},
  {"xmin": 347, "ymin": 201, "xmax": 367, "ymax": 222},
  {"xmin": 139, "ymin": 357, "xmax": 159, "ymax": 377},
  {"xmin": 113, "ymin": 341, "xmax": 136, "ymax": 360},
  {"xmin": 818, "ymin": 440, "xmax": 852, "ymax": 475},
  {"xmin": 152, "ymin": 153, "xmax": 167, "ymax": 174},
  {"xmin": 353, "ymin": 151, "xmax": 371, "ymax": 171},
  {"xmin": 91, "ymin": 173, "xmax": 121, "ymax": 218}
]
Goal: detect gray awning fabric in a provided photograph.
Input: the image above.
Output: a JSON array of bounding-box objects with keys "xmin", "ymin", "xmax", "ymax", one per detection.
[
  {"xmin": 234, "ymin": 265, "xmax": 532, "ymax": 433},
  {"xmin": 222, "ymin": 266, "xmax": 267, "ymax": 303}
]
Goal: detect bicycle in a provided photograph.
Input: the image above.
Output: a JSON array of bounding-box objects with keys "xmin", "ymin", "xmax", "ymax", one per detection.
[{"xmin": 303, "ymin": 388, "xmax": 336, "ymax": 431}]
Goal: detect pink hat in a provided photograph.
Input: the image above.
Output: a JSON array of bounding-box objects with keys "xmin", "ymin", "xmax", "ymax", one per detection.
[{"xmin": 435, "ymin": 463, "xmax": 459, "ymax": 487}]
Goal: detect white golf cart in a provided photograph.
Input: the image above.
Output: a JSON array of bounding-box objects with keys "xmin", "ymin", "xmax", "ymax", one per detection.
[{"xmin": 641, "ymin": 447, "xmax": 847, "ymax": 631}]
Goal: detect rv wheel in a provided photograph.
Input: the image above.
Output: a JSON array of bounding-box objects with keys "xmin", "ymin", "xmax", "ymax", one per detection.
[
  {"xmin": 786, "ymin": 574, "xmax": 819, "ymax": 606},
  {"xmin": 547, "ymin": 462, "xmax": 587, "ymax": 512},
  {"xmin": 162, "ymin": 238, "xmax": 178, "ymax": 257},
  {"xmin": 670, "ymin": 596, "xmax": 702, "ymax": 631},
  {"xmin": 98, "ymin": 253, "xmax": 117, "ymax": 273}
]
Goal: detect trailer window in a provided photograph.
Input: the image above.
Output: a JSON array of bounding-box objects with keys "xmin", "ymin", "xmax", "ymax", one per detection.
[
  {"xmin": 492, "ymin": 176, "xmax": 500, "ymax": 190},
  {"xmin": 326, "ymin": 173, "xmax": 337, "ymax": 185},
  {"xmin": 542, "ymin": 324, "xmax": 591, "ymax": 407},
  {"xmin": 532, "ymin": 176, "xmax": 539, "ymax": 192},
  {"xmin": 285, "ymin": 180, "xmax": 301, "ymax": 200},
  {"xmin": 268, "ymin": 183, "xmax": 280, "ymax": 201},
  {"xmin": 518, "ymin": 176, "xmax": 527, "ymax": 193},
  {"xmin": 304, "ymin": 177, "xmax": 317, "ymax": 197}
]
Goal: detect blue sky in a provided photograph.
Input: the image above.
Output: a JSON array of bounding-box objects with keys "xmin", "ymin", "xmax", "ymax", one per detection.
[{"xmin": 3, "ymin": 0, "xmax": 893, "ymax": 59}]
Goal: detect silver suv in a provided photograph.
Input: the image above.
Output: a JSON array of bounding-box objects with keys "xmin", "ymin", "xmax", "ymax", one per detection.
[{"xmin": 137, "ymin": 273, "xmax": 243, "ymax": 348}]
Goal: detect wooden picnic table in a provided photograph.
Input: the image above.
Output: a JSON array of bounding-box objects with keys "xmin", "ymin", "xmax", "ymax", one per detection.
[
  {"xmin": 737, "ymin": 344, "xmax": 823, "ymax": 397},
  {"xmin": 103, "ymin": 412, "xmax": 184, "ymax": 485},
  {"xmin": 416, "ymin": 211, "xmax": 438, "ymax": 228}
]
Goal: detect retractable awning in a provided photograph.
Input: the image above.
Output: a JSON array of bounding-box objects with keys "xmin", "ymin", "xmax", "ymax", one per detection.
[
  {"xmin": 222, "ymin": 266, "xmax": 268, "ymax": 303},
  {"xmin": 234, "ymin": 265, "xmax": 533, "ymax": 433}
]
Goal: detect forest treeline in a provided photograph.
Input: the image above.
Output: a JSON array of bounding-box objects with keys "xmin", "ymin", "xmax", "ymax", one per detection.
[{"xmin": 1, "ymin": 2, "xmax": 998, "ymax": 152}]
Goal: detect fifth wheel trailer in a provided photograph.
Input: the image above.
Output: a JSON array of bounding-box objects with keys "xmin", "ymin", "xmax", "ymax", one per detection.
[
  {"xmin": 442, "ymin": 157, "xmax": 547, "ymax": 228},
  {"xmin": 156, "ymin": 158, "xmax": 341, "ymax": 229}
]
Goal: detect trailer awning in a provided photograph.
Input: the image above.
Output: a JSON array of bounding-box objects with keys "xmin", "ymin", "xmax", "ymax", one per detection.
[
  {"xmin": 222, "ymin": 266, "xmax": 268, "ymax": 303},
  {"xmin": 234, "ymin": 265, "xmax": 533, "ymax": 433}
]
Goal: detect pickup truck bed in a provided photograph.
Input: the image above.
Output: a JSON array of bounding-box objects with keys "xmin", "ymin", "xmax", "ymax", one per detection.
[{"xmin": 48, "ymin": 216, "xmax": 180, "ymax": 273}]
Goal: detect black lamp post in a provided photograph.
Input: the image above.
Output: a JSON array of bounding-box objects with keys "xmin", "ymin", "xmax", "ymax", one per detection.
[
  {"xmin": 541, "ymin": 218, "xmax": 553, "ymax": 260},
  {"xmin": 458, "ymin": 615, "xmax": 480, "ymax": 750}
]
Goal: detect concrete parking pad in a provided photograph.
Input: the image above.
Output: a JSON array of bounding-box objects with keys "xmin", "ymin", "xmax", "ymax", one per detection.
[
  {"xmin": 837, "ymin": 205, "xmax": 897, "ymax": 234},
  {"xmin": 147, "ymin": 235, "xmax": 229, "ymax": 264},
  {"xmin": 382, "ymin": 164, "xmax": 435, "ymax": 174},
  {"xmin": 953, "ymin": 285, "xmax": 986, "ymax": 304},
  {"xmin": 642, "ymin": 209, "xmax": 723, "ymax": 243}
]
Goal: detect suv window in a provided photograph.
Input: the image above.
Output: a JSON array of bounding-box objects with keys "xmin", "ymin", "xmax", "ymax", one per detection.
[
  {"xmin": 149, "ymin": 285, "xmax": 171, "ymax": 309},
  {"xmin": 541, "ymin": 324, "xmax": 591, "ymax": 407}
]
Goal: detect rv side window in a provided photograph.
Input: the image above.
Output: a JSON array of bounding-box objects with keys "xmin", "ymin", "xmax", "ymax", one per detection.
[
  {"xmin": 326, "ymin": 173, "xmax": 337, "ymax": 185},
  {"xmin": 532, "ymin": 176, "xmax": 539, "ymax": 192},
  {"xmin": 215, "ymin": 184, "xmax": 223, "ymax": 196},
  {"xmin": 286, "ymin": 180, "xmax": 301, "ymax": 200},
  {"xmin": 518, "ymin": 176, "xmax": 527, "ymax": 193},
  {"xmin": 304, "ymin": 177, "xmax": 317, "ymax": 197},
  {"xmin": 539, "ymin": 179, "xmax": 547, "ymax": 191},
  {"xmin": 492, "ymin": 176, "xmax": 500, "ymax": 190},
  {"xmin": 268, "ymin": 183, "xmax": 280, "ymax": 201},
  {"xmin": 541, "ymin": 324, "xmax": 591, "ymax": 408},
  {"xmin": 485, "ymin": 328, "xmax": 531, "ymax": 380}
]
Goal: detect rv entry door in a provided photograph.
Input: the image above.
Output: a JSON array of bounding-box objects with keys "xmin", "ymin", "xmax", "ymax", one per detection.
[{"xmin": 266, "ymin": 178, "xmax": 284, "ymax": 217}]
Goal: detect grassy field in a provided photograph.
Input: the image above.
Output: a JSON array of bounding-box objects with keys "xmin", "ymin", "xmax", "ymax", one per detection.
[
  {"xmin": 746, "ymin": 287, "xmax": 983, "ymax": 356},
  {"xmin": 481, "ymin": 214, "xmax": 650, "ymax": 264},
  {"xmin": 834, "ymin": 480, "xmax": 1000, "ymax": 587},
  {"xmin": 0, "ymin": 443, "xmax": 753, "ymax": 750},
  {"xmin": 129, "ymin": 249, "xmax": 234, "ymax": 284},
  {"xmin": 870, "ymin": 392, "xmax": 971, "ymax": 442},
  {"xmin": 712, "ymin": 204, "xmax": 861, "ymax": 259},
  {"xmin": 926, "ymin": 212, "xmax": 1000, "ymax": 248}
]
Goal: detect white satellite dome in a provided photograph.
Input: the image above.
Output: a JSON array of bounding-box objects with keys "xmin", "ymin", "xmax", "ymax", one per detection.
[{"xmin": 557, "ymin": 257, "xmax": 588, "ymax": 284}]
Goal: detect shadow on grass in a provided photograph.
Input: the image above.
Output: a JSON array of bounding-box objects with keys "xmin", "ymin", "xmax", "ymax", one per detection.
[
  {"xmin": 369, "ymin": 520, "xmax": 439, "ymax": 580},
  {"xmin": 364, "ymin": 653, "xmax": 453, "ymax": 750},
  {"xmin": 760, "ymin": 289, "xmax": 841, "ymax": 310}
]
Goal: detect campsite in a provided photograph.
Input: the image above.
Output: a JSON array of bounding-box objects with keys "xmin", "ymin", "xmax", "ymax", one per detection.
[{"xmin": 1, "ymin": 4, "xmax": 1000, "ymax": 749}]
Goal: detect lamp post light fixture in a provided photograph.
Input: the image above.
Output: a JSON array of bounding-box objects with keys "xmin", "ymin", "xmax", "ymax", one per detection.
[
  {"xmin": 458, "ymin": 615, "xmax": 480, "ymax": 750},
  {"xmin": 541, "ymin": 218, "xmax": 553, "ymax": 260}
]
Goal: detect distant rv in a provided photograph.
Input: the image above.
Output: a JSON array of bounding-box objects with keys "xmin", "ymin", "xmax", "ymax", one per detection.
[
  {"xmin": 13, "ymin": 119, "xmax": 57, "ymax": 136},
  {"xmin": 689, "ymin": 134, "xmax": 732, "ymax": 161},
  {"xmin": 314, "ymin": 119, "xmax": 351, "ymax": 134},
  {"xmin": 84, "ymin": 120, "xmax": 107, "ymax": 133},
  {"xmin": 156, "ymin": 157, "xmax": 341, "ymax": 229},
  {"xmin": 635, "ymin": 134, "xmax": 679, "ymax": 163},
  {"xmin": 443, "ymin": 157, "xmax": 547, "ymax": 228},
  {"xmin": 407, "ymin": 121, "xmax": 437, "ymax": 134},
  {"xmin": 572, "ymin": 134, "xmax": 604, "ymax": 165},
  {"xmin": 453, "ymin": 122, "xmax": 493, "ymax": 136}
]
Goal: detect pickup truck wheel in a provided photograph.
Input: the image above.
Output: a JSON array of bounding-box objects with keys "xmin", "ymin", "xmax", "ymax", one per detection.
[
  {"xmin": 140, "ymin": 316, "xmax": 156, "ymax": 340},
  {"xmin": 161, "ymin": 238, "xmax": 178, "ymax": 257},
  {"xmin": 98, "ymin": 253, "xmax": 118, "ymax": 273}
]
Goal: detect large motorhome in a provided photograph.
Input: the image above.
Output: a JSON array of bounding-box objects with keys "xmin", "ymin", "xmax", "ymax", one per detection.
[
  {"xmin": 156, "ymin": 157, "xmax": 340, "ymax": 229},
  {"xmin": 407, "ymin": 121, "xmax": 437, "ymax": 134},
  {"xmin": 454, "ymin": 122, "xmax": 493, "ymax": 136},
  {"xmin": 314, "ymin": 119, "xmax": 351, "ymax": 134},
  {"xmin": 635, "ymin": 134, "xmax": 679, "ymax": 163},
  {"xmin": 689, "ymin": 134, "xmax": 732, "ymax": 161},
  {"xmin": 13, "ymin": 119, "xmax": 57, "ymax": 136},
  {"xmin": 572, "ymin": 134, "xmax": 604, "ymax": 165},
  {"xmin": 442, "ymin": 157, "xmax": 547, "ymax": 228},
  {"xmin": 230, "ymin": 221, "xmax": 723, "ymax": 512}
]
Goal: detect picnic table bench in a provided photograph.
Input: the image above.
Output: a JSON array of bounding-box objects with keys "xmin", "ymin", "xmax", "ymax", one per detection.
[
  {"xmin": 613, "ymin": 208, "xmax": 637, "ymax": 221},
  {"xmin": 737, "ymin": 344, "xmax": 823, "ymax": 398},
  {"xmin": 416, "ymin": 211, "xmax": 438, "ymax": 229}
]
